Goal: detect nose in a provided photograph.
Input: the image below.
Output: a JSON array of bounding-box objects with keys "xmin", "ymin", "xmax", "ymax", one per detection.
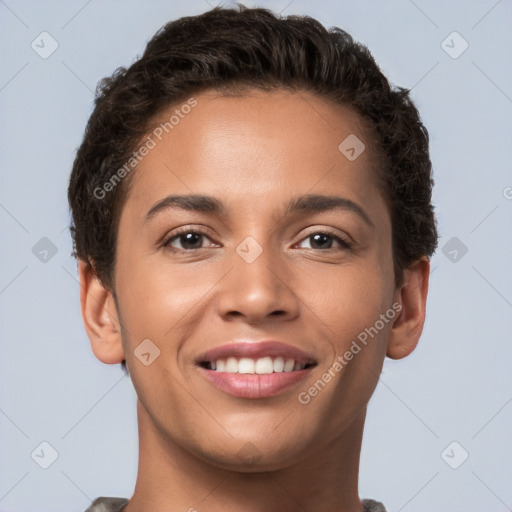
[{"xmin": 216, "ymin": 244, "xmax": 300, "ymax": 325}]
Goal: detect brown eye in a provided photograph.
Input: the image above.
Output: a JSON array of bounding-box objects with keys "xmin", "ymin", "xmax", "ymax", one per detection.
[
  {"xmin": 164, "ymin": 231, "xmax": 214, "ymax": 251},
  {"xmin": 309, "ymin": 233, "xmax": 333, "ymax": 249},
  {"xmin": 297, "ymin": 232, "xmax": 352, "ymax": 250}
]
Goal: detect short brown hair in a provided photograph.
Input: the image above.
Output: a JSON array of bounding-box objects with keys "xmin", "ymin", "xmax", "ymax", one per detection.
[{"xmin": 68, "ymin": 3, "xmax": 438, "ymax": 292}]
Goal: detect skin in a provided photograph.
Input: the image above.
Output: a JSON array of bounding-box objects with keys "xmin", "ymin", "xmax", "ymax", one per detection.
[{"xmin": 78, "ymin": 88, "xmax": 430, "ymax": 512}]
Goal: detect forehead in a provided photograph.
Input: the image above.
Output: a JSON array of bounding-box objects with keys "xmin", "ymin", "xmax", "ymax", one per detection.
[{"xmin": 124, "ymin": 88, "xmax": 384, "ymax": 214}]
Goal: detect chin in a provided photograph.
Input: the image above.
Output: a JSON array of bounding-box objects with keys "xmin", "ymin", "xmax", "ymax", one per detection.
[{"xmin": 190, "ymin": 430, "xmax": 315, "ymax": 473}]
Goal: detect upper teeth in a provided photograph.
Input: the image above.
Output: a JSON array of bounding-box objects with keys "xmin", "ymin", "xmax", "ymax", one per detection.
[{"xmin": 209, "ymin": 356, "xmax": 307, "ymax": 374}]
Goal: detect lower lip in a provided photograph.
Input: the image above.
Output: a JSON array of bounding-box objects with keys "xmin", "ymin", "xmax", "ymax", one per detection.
[{"xmin": 198, "ymin": 367, "xmax": 313, "ymax": 399}]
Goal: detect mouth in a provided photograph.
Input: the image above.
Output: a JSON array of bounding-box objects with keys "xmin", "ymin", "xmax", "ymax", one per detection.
[{"xmin": 195, "ymin": 341, "xmax": 318, "ymax": 398}]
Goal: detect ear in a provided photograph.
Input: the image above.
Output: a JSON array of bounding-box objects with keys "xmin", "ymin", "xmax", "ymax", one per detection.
[
  {"xmin": 387, "ymin": 257, "xmax": 430, "ymax": 360},
  {"xmin": 77, "ymin": 260, "xmax": 125, "ymax": 364}
]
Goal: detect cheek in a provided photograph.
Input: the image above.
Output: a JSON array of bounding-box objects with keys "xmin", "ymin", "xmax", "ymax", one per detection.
[
  {"xmin": 329, "ymin": 262, "xmax": 394, "ymax": 369},
  {"xmin": 299, "ymin": 252, "xmax": 394, "ymax": 345},
  {"xmin": 115, "ymin": 249, "xmax": 215, "ymax": 337},
  {"xmin": 322, "ymin": 282, "xmax": 391, "ymax": 364}
]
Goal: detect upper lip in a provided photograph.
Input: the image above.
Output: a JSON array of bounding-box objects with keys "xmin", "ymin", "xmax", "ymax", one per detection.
[{"xmin": 196, "ymin": 340, "xmax": 317, "ymax": 365}]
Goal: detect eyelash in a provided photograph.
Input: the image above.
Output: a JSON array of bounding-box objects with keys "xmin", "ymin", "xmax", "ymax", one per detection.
[
  {"xmin": 297, "ymin": 231, "xmax": 353, "ymax": 250},
  {"xmin": 162, "ymin": 227, "xmax": 353, "ymax": 252},
  {"xmin": 163, "ymin": 227, "xmax": 219, "ymax": 252}
]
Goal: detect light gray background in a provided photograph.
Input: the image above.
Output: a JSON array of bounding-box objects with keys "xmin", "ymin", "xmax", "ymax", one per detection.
[{"xmin": 1, "ymin": 0, "xmax": 511, "ymax": 511}]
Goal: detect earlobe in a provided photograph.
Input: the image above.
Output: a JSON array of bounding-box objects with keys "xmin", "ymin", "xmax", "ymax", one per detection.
[
  {"xmin": 77, "ymin": 260, "xmax": 125, "ymax": 364},
  {"xmin": 386, "ymin": 257, "xmax": 430, "ymax": 360}
]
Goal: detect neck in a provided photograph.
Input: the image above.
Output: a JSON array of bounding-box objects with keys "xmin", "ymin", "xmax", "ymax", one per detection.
[{"xmin": 125, "ymin": 400, "xmax": 366, "ymax": 512}]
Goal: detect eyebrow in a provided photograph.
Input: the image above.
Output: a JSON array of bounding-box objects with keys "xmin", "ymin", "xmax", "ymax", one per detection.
[
  {"xmin": 146, "ymin": 195, "xmax": 226, "ymax": 221},
  {"xmin": 284, "ymin": 194, "xmax": 374, "ymax": 227},
  {"xmin": 145, "ymin": 193, "xmax": 374, "ymax": 227}
]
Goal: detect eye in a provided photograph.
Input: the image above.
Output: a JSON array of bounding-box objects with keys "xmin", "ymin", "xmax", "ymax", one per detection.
[
  {"xmin": 296, "ymin": 232, "xmax": 352, "ymax": 250},
  {"xmin": 163, "ymin": 229, "xmax": 217, "ymax": 251}
]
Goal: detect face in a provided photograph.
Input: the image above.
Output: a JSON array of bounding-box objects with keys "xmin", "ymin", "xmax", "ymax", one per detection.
[{"xmin": 112, "ymin": 88, "xmax": 397, "ymax": 470}]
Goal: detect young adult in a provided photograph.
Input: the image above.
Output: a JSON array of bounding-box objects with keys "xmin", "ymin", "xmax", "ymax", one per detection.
[{"xmin": 68, "ymin": 5, "xmax": 438, "ymax": 511}]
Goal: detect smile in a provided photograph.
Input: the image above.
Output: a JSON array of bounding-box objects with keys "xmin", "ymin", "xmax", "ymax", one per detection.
[{"xmin": 196, "ymin": 341, "xmax": 318, "ymax": 398}]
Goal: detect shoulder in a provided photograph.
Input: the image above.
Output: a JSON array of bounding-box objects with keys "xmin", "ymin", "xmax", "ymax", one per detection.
[
  {"xmin": 362, "ymin": 498, "xmax": 387, "ymax": 512},
  {"xmin": 84, "ymin": 497, "xmax": 129, "ymax": 512},
  {"xmin": 83, "ymin": 496, "xmax": 383, "ymax": 512}
]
